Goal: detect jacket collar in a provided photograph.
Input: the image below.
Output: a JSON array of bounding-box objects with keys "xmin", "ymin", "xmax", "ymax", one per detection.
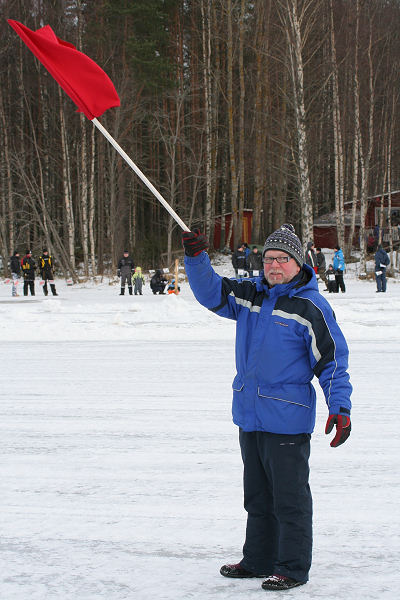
[{"xmin": 258, "ymin": 263, "xmax": 317, "ymax": 298}]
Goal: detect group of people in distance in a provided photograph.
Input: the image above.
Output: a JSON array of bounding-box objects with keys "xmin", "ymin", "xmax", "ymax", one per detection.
[
  {"xmin": 305, "ymin": 240, "xmax": 390, "ymax": 293},
  {"xmin": 231, "ymin": 243, "xmax": 263, "ymax": 278},
  {"xmin": 232, "ymin": 241, "xmax": 347, "ymax": 293},
  {"xmin": 232, "ymin": 239, "xmax": 391, "ymax": 294},
  {"xmin": 305, "ymin": 242, "xmax": 346, "ymax": 293},
  {"xmin": 9, "ymin": 249, "xmax": 58, "ymax": 297},
  {"xmin": 117, "ymin": 251, "xmax": 180, "ymax": 296}
]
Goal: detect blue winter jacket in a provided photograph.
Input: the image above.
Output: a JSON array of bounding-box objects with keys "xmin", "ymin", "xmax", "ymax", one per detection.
[
  {"xmin": 333, "ymin": 249, "xmax": 345, "ymax": 272},
  {"xmin": 185, "ymin": 252, "xmax": 352, "ymax": 434}
]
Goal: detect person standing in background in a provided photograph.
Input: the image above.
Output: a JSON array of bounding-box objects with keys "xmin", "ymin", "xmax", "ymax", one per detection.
[
  {"xmin": 374, "ymin": 245, "xmax": 390, "ymax": 292},
  {"xmin": 315, "ymin": 247, "xmax": 327, "ymax": 287},
  {"xmin": 21, "ymin": 250, "xmax": 36, "ymax": 296},
  {"xmin": 332, "ymin": 245, "xmax": 346, "ymax": 293},
  {"xmin": 305, "ymin": 242, "xmax": 317, "ymax": 274},
  {"xmin": 39, "ymin": 249, "xmax": 58, "ymax": 296},
  {"xmin": 246, "ymin": 246, "xmax": 263, "ymax": 278},
  {"xmin": 10, "ymin": 250, "xmax": 21, "ymax": 297},
  {"xmin": 117, "ymin": 250, "xmax": 135, "ymax": 295},
  {"xmin": 232, "ymin": 244, "xmax": 247, "ymax": 277}
]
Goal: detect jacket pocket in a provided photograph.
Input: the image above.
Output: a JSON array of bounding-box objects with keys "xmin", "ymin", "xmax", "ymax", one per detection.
[{"xmin": 257, "ymin": 383, "xmax": 312, "ymax": 409}]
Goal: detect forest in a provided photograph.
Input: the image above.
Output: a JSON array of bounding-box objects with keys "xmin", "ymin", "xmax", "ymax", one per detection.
[{"xmin": 0, "ymin": 0, "xmax": 399, "ymax": 278}]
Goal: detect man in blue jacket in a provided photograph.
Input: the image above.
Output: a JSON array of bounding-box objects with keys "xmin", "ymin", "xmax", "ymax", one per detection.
[
  {"xmin": 333, "ymin": 245, "xmax": 346, "ymax": 293},
  {"xmin": 182, "ymin": 224, "xmax": 352, "ymax": 591}
]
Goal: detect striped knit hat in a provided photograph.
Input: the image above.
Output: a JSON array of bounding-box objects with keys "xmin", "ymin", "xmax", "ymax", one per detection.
[{"xmin": 262, "ymin": 223, "xmax": 304, "ymax": 266}]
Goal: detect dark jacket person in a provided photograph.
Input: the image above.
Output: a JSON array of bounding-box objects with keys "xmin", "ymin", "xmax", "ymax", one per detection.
[
  {"xmin": 117, "ymin": 251, "xmax": 135, "ymax": 295},
  {"xmin": 21, "ymin": 250, "xmax": 36, "ymax": 296},
  {"xmin": 39, "ymin": 250, "xmax": 58, "ymax": 296},
  {"xmin": 374, "ymin": 245, "xmax": 390, "ymax": 292}
]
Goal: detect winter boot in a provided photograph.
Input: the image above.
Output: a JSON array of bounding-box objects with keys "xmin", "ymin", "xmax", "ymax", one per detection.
[
  {"xmin": 220, "ymin": 563, "xmax": 266, "ymax": 579},
  {"xmin": 128, "ymin": 286, "xmax": 133, "ymax": 295},
  {"xmin": 261, "ymin": 575, "xmax": 305, "ymax": 590},
  {"xmin": 119, "ymin": 288, "xmax": 125, "ymax": 295},
  {"xmin": 51, "ymin": 284, "xmax": 58, "ymax": 296}
]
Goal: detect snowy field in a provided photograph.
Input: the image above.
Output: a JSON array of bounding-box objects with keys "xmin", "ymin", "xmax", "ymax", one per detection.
[{"xmin": 1, "ymin": 258, "xmax": 399, "ymax": 599}]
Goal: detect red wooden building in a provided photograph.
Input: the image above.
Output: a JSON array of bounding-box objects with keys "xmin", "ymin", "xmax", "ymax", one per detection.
[
  {"xmin": 213, "ymin": 209, "xmax": 253, "ymax": 250},
  {"xmin": 313, "ymin": 191, "xmax": 400, "ymax": 249}
]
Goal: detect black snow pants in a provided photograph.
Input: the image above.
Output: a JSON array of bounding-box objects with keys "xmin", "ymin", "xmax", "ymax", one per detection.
[{"xmin": 239, "ymin": 429, "xmax": 312, "ymax": 583}]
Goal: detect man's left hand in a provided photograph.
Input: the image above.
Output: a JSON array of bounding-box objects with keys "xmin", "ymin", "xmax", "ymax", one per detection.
[{"xmin": 325, "ymin": 413, "xmax": 351, "ymax": 447}]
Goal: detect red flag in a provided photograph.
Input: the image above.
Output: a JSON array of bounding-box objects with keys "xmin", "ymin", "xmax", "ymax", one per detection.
[{"xmin": 8, "ymin": 19, "xmax": 120, "ymax": 120}]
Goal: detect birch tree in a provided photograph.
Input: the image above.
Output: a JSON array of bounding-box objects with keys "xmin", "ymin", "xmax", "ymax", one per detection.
[
  {"xmin": 276, "ymin": 0, "xmax": 314, "ymax": 243},
  {"xmin": 357, "ymin": 19, "xmax": 375, "ymax": 277},
  {"xmin": 252, "ymin": 0, "xmax": 271, "ymax": 243},
  {"xmin": 225, "ymin": 0, "xmax": 240, "ymax": 249},
  {"xmin": 201, "ymin": 0, "xmax": 213, "ymax": 239},
  {"xmin": 329, "ymin": 0, "xmax": 345, "ymax": 250}
]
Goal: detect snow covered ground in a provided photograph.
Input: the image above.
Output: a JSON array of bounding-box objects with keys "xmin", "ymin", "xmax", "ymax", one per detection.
[{"xmin": 1, "ymin": 259, "xmax": 399, "ymax": 599}]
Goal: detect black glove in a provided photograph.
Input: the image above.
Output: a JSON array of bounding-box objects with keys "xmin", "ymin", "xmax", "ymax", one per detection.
[
  {"xmin": 182, "ymin": 229, "xmax": 209, "ymax": 257},
  {"xmin": 325, "ymin": 411, "xmax": 351, "ymax": 447},
  {"xmin": 117, "ymin": 270, "xmax": 121, "ymax": 277}
]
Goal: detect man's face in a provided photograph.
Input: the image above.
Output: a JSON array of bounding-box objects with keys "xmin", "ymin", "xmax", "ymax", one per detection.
[{"xmin": 263, "ymin": 250, "xmax": 300, "ymax": 286}]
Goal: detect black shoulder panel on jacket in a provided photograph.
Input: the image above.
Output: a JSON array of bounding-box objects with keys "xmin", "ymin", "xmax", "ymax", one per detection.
[
  {"xmin": 273, "ymin": 294, "xmax": 336, "ymax": 377},
  {"xmin": 209, "ymin": 277, "xmax": 264, "ymax": 314}
]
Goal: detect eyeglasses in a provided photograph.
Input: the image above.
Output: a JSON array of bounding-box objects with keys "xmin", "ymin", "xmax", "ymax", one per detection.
[{"xmin": 262, "ymin": 256, "xmax": 292, "ymax": 264}]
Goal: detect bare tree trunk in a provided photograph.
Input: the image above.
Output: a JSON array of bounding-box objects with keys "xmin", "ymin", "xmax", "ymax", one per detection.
[
  {"xmin": 387, "ymin": 90, "xmax": 396, "ymax": 259},
  {"xmin": 80, "ymin": 113, "xmax": 89, "ymax": 276},
  {"xmin": 347, "ymin": 1, "xmax": 361, "ymax": 258},
  {"xmin": 0, "ymin": 86, "xmax": 13, "ymax": 257},
  {"xmin": 358, "ymin": 21, "xmax": 374, "ymax": 277},
  {"xmin": 210, "ymin": 2, "xmax": 220, "ymax": 247},
  {"xmin": 201, "ymin": 0, "xmax": 212, "ymax": 239},
  {"xmin": 238, "ymin": 0, "xmax": 246, "ymax": 240},
  {"xmin": 281, "ymin": 0, "xmax": 313, "ymax": 243},
  {"xmin": 77, "ymin": 4, "xmax": 89, "ymax": 277},
  {"xmin": 59, "ymin": 88, "xmax": 76, "ymax": 271},
  {"xmin": 89, "ymin": 123, "xmax": 96, "ymax": 275},
  {"xmin": 253, "ymin": 0, "xmax": 270, "ymax": 243},
  {"xmin": 226, "ymin": 0, "xmax": 239, "ymax": 249},
  {"xmin": 330, "ymin": 0, "xmax": 345, "ymax": 251}
]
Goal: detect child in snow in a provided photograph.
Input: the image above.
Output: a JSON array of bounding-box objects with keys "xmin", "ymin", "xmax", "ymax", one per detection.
[
  {"xmin": 132, "ymin": 266, "xmax": 145, "ymax": 295},
  {"xmin": 325, "ymin": 264, "xmax": 338, "ymax": 293},
  {"xmin": 167, "ymin": 278, "xmax": 180, "ymax": 295}
]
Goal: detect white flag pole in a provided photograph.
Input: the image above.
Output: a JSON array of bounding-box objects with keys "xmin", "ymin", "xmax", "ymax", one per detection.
[{"xmin": 92, "ymin": 117, "xmax": 190, "ymax": 232}]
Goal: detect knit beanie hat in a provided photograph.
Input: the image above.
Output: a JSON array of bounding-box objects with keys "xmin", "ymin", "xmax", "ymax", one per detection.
[{"xmin": 262, "ymin": 223, "xmax": 304, "ymax": 266}]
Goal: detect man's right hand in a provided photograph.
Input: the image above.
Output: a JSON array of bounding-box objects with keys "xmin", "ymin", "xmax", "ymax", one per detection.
[{"xmin": 182, "ymin": 229, "xmax": 209, "ymax": 257}]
